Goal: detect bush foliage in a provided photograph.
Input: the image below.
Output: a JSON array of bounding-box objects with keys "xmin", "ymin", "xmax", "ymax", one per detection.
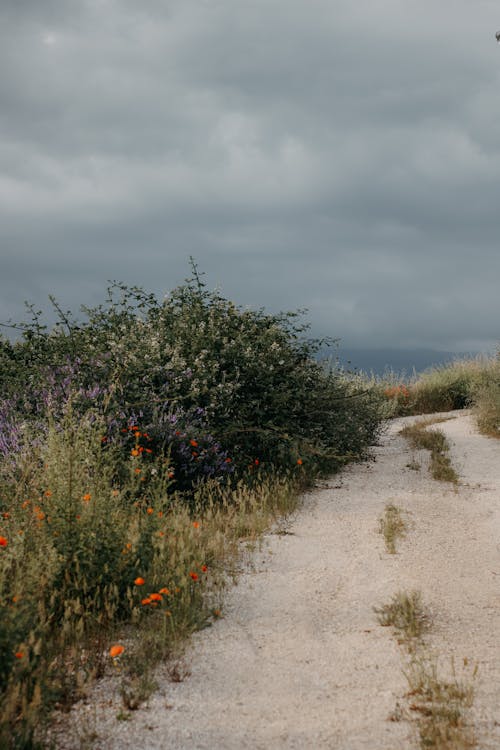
[{"xmin": 379, "ymin": 354, "xmax": 500, "ymax": 423}]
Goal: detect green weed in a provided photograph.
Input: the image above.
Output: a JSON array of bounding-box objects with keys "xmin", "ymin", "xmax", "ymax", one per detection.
[{"xmin": 374, "ymin": 590, "xmax": 431, "ymax": 646}]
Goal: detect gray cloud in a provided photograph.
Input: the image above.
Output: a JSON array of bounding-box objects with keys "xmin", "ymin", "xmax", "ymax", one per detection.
[{"xmin": 1, "ymin": 0, "xmax": 499, "ymax": 351}]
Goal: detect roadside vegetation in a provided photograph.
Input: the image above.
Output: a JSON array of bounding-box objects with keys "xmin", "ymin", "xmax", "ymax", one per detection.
[
  {"xmin": 0, "ymin": 264, "xmax": 385, "ymax": 748},
  {"xmin": 377, "ymin": 355, "xmax": 500, "ymax": 437}
]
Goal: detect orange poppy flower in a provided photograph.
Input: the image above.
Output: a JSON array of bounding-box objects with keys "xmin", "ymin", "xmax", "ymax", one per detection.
[
  {"xmin": 15, "ymin": 651, "xmax": 24, "ymax": 659},
  {"xmin": 0, "ymin": 536, "xmax": 7, "ymax": 547},
  {"xmin": 141, "ymin": 597, "xmax": 152, "ymax": 605},
  {"xmin": 134, "ymin": 468, "xmax": 142, "ymax": 475},
  {"xmin": 146, "ymin": 507, "xmax": 154, "ymax": 515},
  {"xmin": 134, "ymin": 577, "xmax": 145, "ymax": 586},
  {"xmin": 159, "ymin": 587, "xmax": 170, "ymax": 595},
  {"xmin": 109, "ymin": 645, "xmax": 124, "ymax": 658},
  {"xmin": 82, "ymin": 493, "xmax": 91, "ymax": 502},
  {"xmin": 201, "ymin": 565, "xmax": 208, "ymax": 573},
  {"xmin": 131, "ymin": 449, "xmax": 139, "ymax": 457},
  {"xmin": 189, "ymin": 572, "xmax": 199, "ymax": 581},
  {"xmin": 192, "ymin": 521, "xmax": 200, "ymax": 529},
  {"xmin": 149, "ymin": 593, "xmax": 162, "ymax": 602},
  {"xmin": 44, "ymin": 490, "xmax": 52, "ymax": 497},
  {"xmin": 297, "ymin": 458, "xmax": 303, "ymax": 465}
]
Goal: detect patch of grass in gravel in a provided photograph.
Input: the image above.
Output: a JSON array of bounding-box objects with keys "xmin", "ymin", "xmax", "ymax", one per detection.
[
  {"xmin": 374, "ymin": 590, "xmax": 431, "ymax": 646},
  {"xmin": 376, "ymin": 589, "xmax": 477, "ymax": 748},
  {"xmin": 379, "ymin": 504, "xmax": 407, "ymax": 554},
  {"xmin": 399, "ymin": 421, "xmax": 459, "ymax": 484},
  {"xmin": 405, "ymin": 655, "xmax": 477, "ymax": 749}
]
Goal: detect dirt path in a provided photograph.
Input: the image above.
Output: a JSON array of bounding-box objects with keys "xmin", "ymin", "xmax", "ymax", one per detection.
[{"xmin": 55, "ymin": 411, "xmax": 500, "ymax": 749}]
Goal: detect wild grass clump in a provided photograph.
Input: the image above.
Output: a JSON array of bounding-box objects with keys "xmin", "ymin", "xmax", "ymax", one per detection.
[
  {"xmin": 375, "ymin": 589, "xmax": 476, "ymax": 746},
  {"xmin": 379, "ymin": 355, "xmax": 499, "ymax": 418},
  {"xmin": 379, "ymin": 504, "xmax": 407, "ymax": 554},
  {"xmin": 0, "ymin": 263, "xmax": 385, "ymax": 746},
  {"xmin": 399, "ymin": 421, "xmax": 459, "ymax": 484},
  {"xmin": 374, "ymin": 590, "xmax": 431, "ymax": 645},
  {"xmin": 405, "ymin": 656, "xmax": 477, "ymax": 749},
  {"xmin": 472, "ymin": 356, "xmax": 500, "ymax": 438}
]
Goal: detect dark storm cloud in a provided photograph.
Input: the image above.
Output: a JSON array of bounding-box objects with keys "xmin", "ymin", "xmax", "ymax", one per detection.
[{"xmin": 1, "ymin": 0, "xmax": 499, "ymax": 351}]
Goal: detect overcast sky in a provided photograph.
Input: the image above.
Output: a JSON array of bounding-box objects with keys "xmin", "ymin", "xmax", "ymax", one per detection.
[{"xmin": 1, "ymin": 0, "xmax": 499, "ymax": 352}]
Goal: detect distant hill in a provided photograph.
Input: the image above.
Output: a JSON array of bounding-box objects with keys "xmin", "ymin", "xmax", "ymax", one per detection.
[{"xmin": 319, "ymin": 348, "xmax": 476, "ymax": 378}]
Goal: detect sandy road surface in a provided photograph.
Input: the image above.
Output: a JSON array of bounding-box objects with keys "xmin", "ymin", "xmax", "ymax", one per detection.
[{"xmin": 54, "ymin": 412, "xmax": 500, "ymax": 749}]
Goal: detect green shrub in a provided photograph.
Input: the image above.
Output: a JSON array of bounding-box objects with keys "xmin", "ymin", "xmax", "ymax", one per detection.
[
  {"xmin": 379, "ymin": 355, "xmax": 499, "ymax": 417},
  {"xmin": 473, "ymin": 355, "xmax": 500, "ymax": 438}
]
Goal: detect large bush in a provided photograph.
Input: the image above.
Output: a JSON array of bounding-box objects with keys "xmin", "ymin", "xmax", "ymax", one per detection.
[{"xmin": 0, "ymin": 265, "xmax": 384, "ymax": 485}]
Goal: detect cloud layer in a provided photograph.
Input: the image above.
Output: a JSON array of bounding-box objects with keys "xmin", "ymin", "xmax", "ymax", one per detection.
[{"xmin": 1, "ymin": 0, "xmax": 500, "ymax": 350}]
